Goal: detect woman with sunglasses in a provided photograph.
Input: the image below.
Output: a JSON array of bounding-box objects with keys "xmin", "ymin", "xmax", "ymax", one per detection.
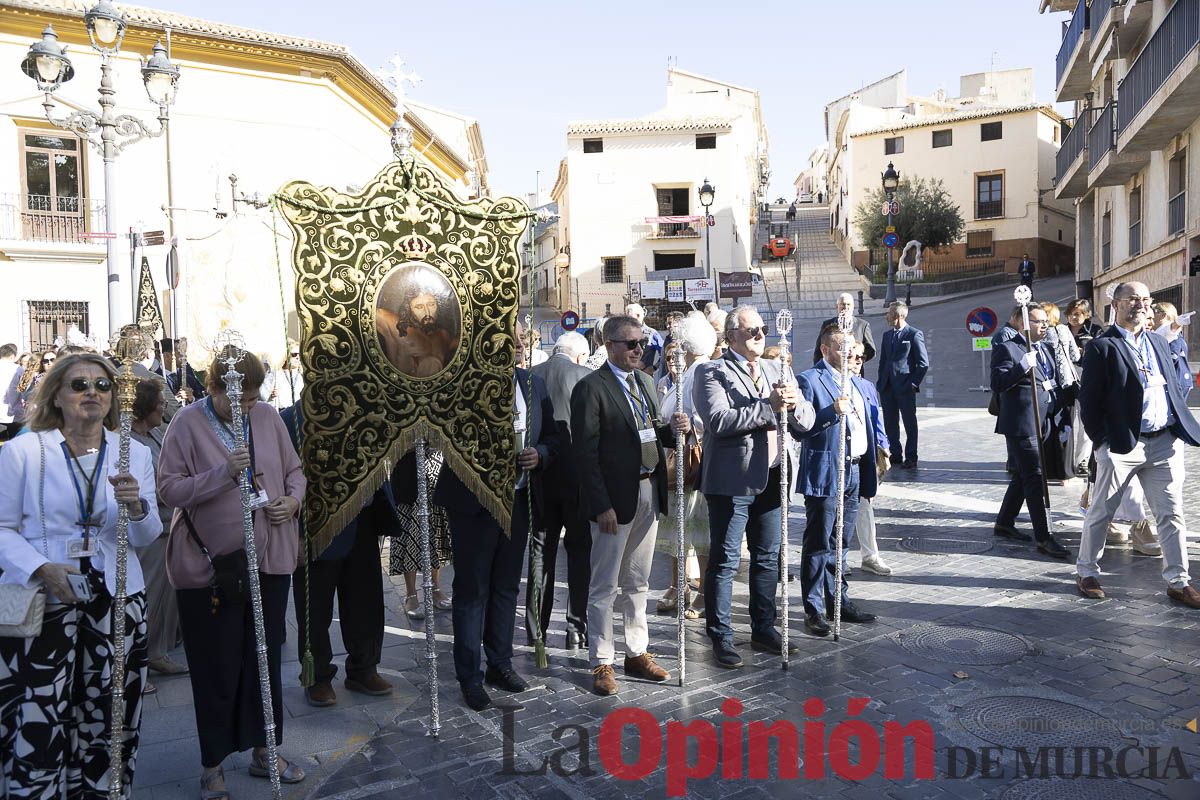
[
  {"xmin": 9, "ymin": 348, "xmax": 57, "ymax": 426},
  {"xmin": 0, "ymin": 352, "xmax": 161, "ymax": 798}
]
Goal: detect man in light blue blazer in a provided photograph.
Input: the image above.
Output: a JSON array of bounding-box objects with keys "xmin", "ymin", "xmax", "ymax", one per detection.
[
  {"xmin": 693, "ymin": 307, "xmax": 815, "ymax": 668},
  {"xmin": 795, "ymin": 325, "xmax": 880, "ymax": 636},
  {"xmin": 877, "ymin": 301, "xmax": 928, "ymax": 468}
]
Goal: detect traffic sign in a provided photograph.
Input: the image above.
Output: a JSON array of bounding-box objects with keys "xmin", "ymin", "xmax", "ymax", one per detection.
[
  {"xmin": 882, "ymin": 232, "xmax": 899, "ymax": 248},
  {"xmin": 966, "ymin": 306, "xmax": 999, "ymax": 337},
  {"xmin": 890, "ymin": 200, "xmax": 900, "ymax": 215},
  {"xmin": 706, "ymin": 214, "xmax": 716, "ymax": 227},
  {"xmin": 972, "ymin": 337, "xmax": 992, "ymax": 351},
  {"xmin": 560, "ymin": 310, "xmax": 580, "ymax": 331},
  {"xmin": 880, "ymin": 202, "xmax": 891, "ymax": 217},
  {"xmin": 885, "ymin": 225, "xmax": 896, "ymax": 233}
]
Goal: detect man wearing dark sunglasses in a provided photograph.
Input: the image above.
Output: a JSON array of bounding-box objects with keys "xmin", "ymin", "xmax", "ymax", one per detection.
[
  {"xmin": 693, "ymin": 306, "xmax": 815, "ymax": 668},
  {"xmin": 572, "ymin": 315, "xmax": 690, "ymax": 695}
]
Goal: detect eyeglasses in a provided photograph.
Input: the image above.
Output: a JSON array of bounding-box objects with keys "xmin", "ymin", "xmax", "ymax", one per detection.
[
  {"xmin": 68, "ymin": 378, "xmax": 113, "ymax": 393},
  {"xmin": 613, "ymin": 338, "xmax": 648, "ymax": 351},
  {"xmin": 41, "ymin": 357, "xmax": 55, "ymax": 364},
  {"xmin": 850, "ymin": 354, "xmax": 865, "ymax": 361},
  {"xmin": 289, "ymin": 352, "xmax": 300, "ymax": 358},
  {"xmin": 739, "ymin": 327, "xmax": 765, "ymax": 339},
  {"xmin": 1119, "ymin": 296, "xmax": 1154, "ymax": 306}
]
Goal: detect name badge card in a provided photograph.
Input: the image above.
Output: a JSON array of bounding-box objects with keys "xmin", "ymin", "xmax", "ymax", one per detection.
[
  {"xmin": 67, "ymin": 538, "xmax": 98, "ymax": 559},
  {"xmin": 639, "ymin": 428, "xmax": 657, "ymax": 444},
  {"xmin": 248, "ymin": 489, "xmax": 271, "ymax": 511}
]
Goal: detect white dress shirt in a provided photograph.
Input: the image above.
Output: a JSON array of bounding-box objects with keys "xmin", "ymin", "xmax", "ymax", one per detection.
[
  {"xmin": 1115, "ymin": 325, "xmax": 1174, "ymax": 432},
  {"xmin": 822, "ymin": 360, "xmax": 869, "ymax": 458},
  {"xmin": 514, "ymin": 376, "xmax": 529, "ymax": 489}
]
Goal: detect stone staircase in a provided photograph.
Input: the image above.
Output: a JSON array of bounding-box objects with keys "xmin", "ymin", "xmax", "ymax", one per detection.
[{"xmin": 747, "ymin": 203, "xmax": 869, "ymax": 321}]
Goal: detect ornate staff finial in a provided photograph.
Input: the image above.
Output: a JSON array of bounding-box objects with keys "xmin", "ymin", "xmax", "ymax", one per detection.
[
  {"xmin": 1014, "ymin": 285, "xmax": 1033, "ymax": 306},
  {"xmin": 212, "ymin": 329, "xmax": 248, "ymax": 400},
  {"xmin": 775, "ymin": 309, "xmax": 793, "ymax": 338}
]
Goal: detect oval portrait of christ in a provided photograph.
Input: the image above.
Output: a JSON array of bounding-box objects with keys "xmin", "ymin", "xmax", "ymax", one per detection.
[{"xmin": 375, "ymin": 262, "xmax": 461, "ymax": 379}]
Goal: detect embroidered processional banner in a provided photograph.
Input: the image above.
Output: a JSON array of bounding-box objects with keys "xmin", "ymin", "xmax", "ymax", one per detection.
[{"xmin": 275, "ymin": 156, "xmax": 528, "ymax": 554}]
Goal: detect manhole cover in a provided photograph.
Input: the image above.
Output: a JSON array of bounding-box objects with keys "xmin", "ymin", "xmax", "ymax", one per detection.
[
  {"xmin": 899, "ymin": 534, "xmax": 993, "ymax": 555},
  {"xmin": 958, "ymin": 696, "xmax": 1117, "ymax": 750},
  {"xmin": 998, "ymin": 780, "xmax": 1161, "ymax": 800},
  {"xmin": 897, "ymin": 624, "xmax": 1029, "ymax": 665}
]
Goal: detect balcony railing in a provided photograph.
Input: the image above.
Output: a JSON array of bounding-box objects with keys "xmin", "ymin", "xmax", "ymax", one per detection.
[
  {"xmin": 1117, "ymin": 0, "xmax": 1200, "ymax": 134},
  {"xmin": 1057, "ymin": 0, "xmax": 1089, "ymax": 86},
  {"xmin": 1129, "ymin": 220, "xmax": 1142, "ymax": 256},
  {"xmin": 1090, "ymin": 0, "xmax": 1115, "ymax": 34},
  {"xmin": 1056, "ymin": 116, "xmax": 1087, "ymax": 180},
  {"xmin": 0, "ymin": 193, "xmax": 105, "ymax": 243},
  {"xmin": 648, "ymin": 221, "xmax": 701, "ymax": 239},
  {"xmin": 976, "ymin": 200, "xmax": 1004, "ymax": 219},
  {"xmin": 1088, "ymin": 103, "xmax": 1116, "ymax": 172},
  {"xmin": 1169, "ymin": 191, "xmax": 1187, "ymax": 234}
]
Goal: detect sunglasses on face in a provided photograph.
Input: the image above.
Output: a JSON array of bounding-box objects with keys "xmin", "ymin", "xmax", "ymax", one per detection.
[
  {"xmin": 42, "ymin": 357, "xmax": 55, "ymax": 364},
  {"xmin": 851, "ymin": 354, "xmax": 865, "ymax": 361},
  {"xmin": 68, "ymin": 378, "xmax": 113, "ymax": 393},
  {"xmin": 614, "ymin": 339, "xmax": 648, "ymax": 351},
  {"xmin": 739, "ymin": 327, "xmax": 765, "ymax": 339}
]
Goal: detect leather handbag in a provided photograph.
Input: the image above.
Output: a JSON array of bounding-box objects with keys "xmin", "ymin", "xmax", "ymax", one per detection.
[
  {"xmin": 0, "ymin": 585, "xmax": 46, "ymax": 638},
  {"xmin": 666, "ymin": 443, "xmax": 703, "ymax": 490},
  {"xmin": 1, "ymin": 434, "xmax": 51, "ymax": 638}
]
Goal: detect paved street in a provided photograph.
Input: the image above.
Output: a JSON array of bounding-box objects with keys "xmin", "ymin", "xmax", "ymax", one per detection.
[{"xmin": 134, "ymin": 409, "xmax": 1200, "ymax": 800}]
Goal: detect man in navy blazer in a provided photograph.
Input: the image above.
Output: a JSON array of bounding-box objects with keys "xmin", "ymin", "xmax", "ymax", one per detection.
[
  {"xmin": 795, "ymin": 325, "xmax": 879, "ymax": 636},
  {"xmin": 989, "ymin": 305, "xmax": 1070, "ymax": 558},
  {"xmin": 433, "ymin": 321, "xmax": 562, "ymax": 710},
  {"xmin": 876, "ymin": 302, "xmax": 928, "ymax": 468},
  {"xmin": 1075, "ymin": 281, "xmax": 1200, "ymax": 608}
]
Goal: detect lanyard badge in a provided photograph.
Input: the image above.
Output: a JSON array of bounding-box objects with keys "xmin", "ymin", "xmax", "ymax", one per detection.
[{"xmin": 62, "ymin": 439, "xmax": 106, "ymax": 559}]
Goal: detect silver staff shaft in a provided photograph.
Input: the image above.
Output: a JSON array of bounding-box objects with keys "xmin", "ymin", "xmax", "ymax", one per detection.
[
  {"xmin": 832, "ymin": 320, "xmax": 852, "ymax": 643},
  {"xmin": 1016, "ymin": 292, "xmax": 1054, "ymax": 524},
  {"xmin": 107, "ymin": 407, "xmax": 132, "ymax": 800},
  {"xmin": 673, "ymin": 345, "xmax": 686, "ymax": 687},
  {"xmin": 227, "ymin": 367, "xmax": 282, "ymax": 800},
  {"xmin": 414, "ymin": 438, "xmax": 441, "ymax": 737},
  {"xmin": 775, "ymin": 309, "xmax": 793, "ymax": 670}
]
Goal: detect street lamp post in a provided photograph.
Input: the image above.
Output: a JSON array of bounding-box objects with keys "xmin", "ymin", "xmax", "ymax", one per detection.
[
  {"xmin": 882, "ymin": 161, "xmax": 900, "ymax": 304},
  {"xmin": 20, "ymin": 0, "xmax": 181, "ymax": 335},
  {"xmin": 698, "ymin": 178, "xmax": 715, "ymax": 284}
]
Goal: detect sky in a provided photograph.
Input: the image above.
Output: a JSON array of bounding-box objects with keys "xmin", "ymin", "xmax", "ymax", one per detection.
[{"xmin": 147, "ymin": 0, "xmax": 1070, "ymax": 199}]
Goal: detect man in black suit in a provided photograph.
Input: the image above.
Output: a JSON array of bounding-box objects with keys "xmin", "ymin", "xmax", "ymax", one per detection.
[
  {"xmin": 433, "ymin": 320, "xmax": 562, "ymax": 710},
  {"xmin": 1018, "ymin": 254, "xmax": 1036, "ymax": 289},
  {"xmin": 877, "ymin": 301, "xmax": 928, "ymax": 468},
  {"xmin": 812, "ymin": 292, "xmax": 876, "ymax": 364},
  {"xmin": 571, "ymin": 315, "xmax": 690, "ymax": 695},
  {"xmin": 527, "ymin": 331, "xmax": 592, "ymax": 650},
  {"xmin": 1075, "ymin": 281, "xmax": 1200, "ymax": 607},
  {"xmin": 990, "ymin": 305, "xmax": 1070, "ymax": 558}
]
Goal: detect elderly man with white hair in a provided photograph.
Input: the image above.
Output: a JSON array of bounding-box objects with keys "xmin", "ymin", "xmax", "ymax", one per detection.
[
  {"xmin": 626, "ymin": 303, "xmax": 664, "ymax": 375},
  {"xmin": 527, "ymin": 331, "xmax": 594, "ymax": 648},
  {"xmin": 812, "ymin": 292, "xmax": 876, "ymax": 365}
]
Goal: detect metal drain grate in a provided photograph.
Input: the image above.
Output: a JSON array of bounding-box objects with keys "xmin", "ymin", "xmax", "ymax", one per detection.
[
  {"xmin": 897, "ymin": 624, "xmax": 1030, "ymax": 665},
  {"xmin": 998, "ymin": 779, "xmax": 1162, "ymax": 800},
  {"xmin": 899, "ymin": 534, "xmax": 993, "ymax": 555},
  {"xmin": 958, "ymin": 696, "xmax": 1118, "ymax": 750}
]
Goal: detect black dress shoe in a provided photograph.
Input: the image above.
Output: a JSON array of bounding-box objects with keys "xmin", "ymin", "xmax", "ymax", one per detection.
[
  {"xmin": 484, "ymin": 667, "xmax": 529, "ymax": 692},
  {"xmin": 805, "ymin": 614, "xmax": 831, "ymax": 637},
  {"xmin": 461, "ymin": 682, "xmax": 492, "ymax": 711},
  {"xmin": 1037, "ymin": 536, "xmax": 1070, "ymax": 559},
  {"xmin": 751, "ymin": 631, "xmax": 799, "ymax": 655},
  {"xmin": 994, "ymin": 523, "xmax": 1033, "ymax": 542},
  {"xmin": 901, "ymin": 459, "xmax": 918, "ymax": 468},
  {"xmin": 564, "ymin": 630, "xmax": 585, "ymax": 651},
  {"xmin": 828, "ymin": 602, "xmax": 877, "ymax": 623},
  {"xmin": 711, "ymin": 638, "xmax": 744, "ymax": 669}
]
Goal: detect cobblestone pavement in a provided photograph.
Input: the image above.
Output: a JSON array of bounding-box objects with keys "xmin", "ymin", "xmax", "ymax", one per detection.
[{"xmin": 134, "ymin": 409, "xmax": 1200, "ymax": 800}]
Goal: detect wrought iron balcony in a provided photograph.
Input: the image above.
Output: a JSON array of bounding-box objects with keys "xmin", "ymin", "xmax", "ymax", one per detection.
[
  {"xmin": 1117, "ymin": 0, "xmax": 1200, "ymax": 151},
  {"xmin": 1169, "ymin": 192, "xmax": 1187, "ymax": 235},
  {"xmin": 0, "ymin": 193, "xmax": 106, "ymax": 243},
  {"xmin": 1088, "ymin": 103, "xmax": 1116, "ymax": 174},
  {"xmin": 1055, "ymin": 116, "xmax": 1089, "ymax": 198},
  {"xmin": 1056, "ymin": 0, "xmax": 1091, "ymax": 101}
]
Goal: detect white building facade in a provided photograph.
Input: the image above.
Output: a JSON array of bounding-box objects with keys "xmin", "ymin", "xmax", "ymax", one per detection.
[
  {"xmin": 1046, "ymin": 0, "xmax": 1200, "ymax": 354},
  {"xmin": 0, "ymin": 0, "xmax": 485, "ymax": 358},
  {"xmin": 561, "ymin": 68, "xmax": 768, "ymax": 325},
  {"xmin": 825, "ymin": 68, "xmax": 1074, "ymax": 276}
]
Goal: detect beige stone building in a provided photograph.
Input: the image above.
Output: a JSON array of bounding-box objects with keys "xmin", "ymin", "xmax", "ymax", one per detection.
[
  {"xmin": 1045, "ymin": 0, "xmax": 1200, "ymax": 352},
  {"xmin": 824, "ymin": 68, "xmax": 1075, "ymax": 277}
]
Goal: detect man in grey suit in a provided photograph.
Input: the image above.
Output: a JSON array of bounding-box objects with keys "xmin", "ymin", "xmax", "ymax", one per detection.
[
  {"xmin": 693, "ymin": 306, "xmax": 816, "ymax": 668},
  {"xmin": 527, "ymin": 332, "xmax": 593, "ymax": 649},
  {"xmin": 812, "ymin": 293, "xmax": 876, "ymax": 365}
]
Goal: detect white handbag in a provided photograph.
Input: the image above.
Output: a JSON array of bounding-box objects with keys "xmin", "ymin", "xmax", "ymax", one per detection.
[{"xmin": 0, "ymin": 434, "xmax": 51, "ymax": 638}]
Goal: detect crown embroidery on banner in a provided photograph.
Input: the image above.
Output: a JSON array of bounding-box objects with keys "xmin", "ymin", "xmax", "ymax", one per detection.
[{"xmin": 398, "ymin": 235, "xmax": 434, "ymax": 260}]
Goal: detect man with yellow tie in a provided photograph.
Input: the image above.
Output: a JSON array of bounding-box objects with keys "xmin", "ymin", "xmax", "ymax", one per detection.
[{"xmin": 693, "ymin": 307, "xmax": 815, "ymax": 669}]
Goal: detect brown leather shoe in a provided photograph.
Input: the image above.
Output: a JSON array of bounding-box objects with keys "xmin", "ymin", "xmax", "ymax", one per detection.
[
  {"xmin": 1166, "ymin": 584, "xmax": 1200, "ymax": 609},
  {"xmin": 305, "ymin": 681, "xmax": 336, "ymax": 707},
  {"xmin": 592, "ymin": 664, "xmax": 618, "ymax": 696},
  {"xmin": 1076, "ymin": 575, "xmax": 1105, "ymax": 600},
  {"xmin": 345, "ymin": 671, "xmax": 392, "ymax": 696},
  {"xmin": 624, "ymin": 652, "xmax": 669, "ymax": 682}
]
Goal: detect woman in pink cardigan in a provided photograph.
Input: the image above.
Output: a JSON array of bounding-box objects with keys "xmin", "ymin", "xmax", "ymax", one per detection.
[{"xmin": 159, "ymin": 350, "xmax": 306, "ymax": 799}]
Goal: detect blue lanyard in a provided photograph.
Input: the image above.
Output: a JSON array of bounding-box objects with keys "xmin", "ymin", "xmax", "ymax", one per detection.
[
  {"xmin": 1122, "ymin": 333, "xmax": 1154, "ymax": 381},
  {"xmin": 61, "ymin": 438, "xmax": 107, "ymax": 541},
  {"xmin": 618, "ymin": 373, "xmax": 652, "ymax": 427}
]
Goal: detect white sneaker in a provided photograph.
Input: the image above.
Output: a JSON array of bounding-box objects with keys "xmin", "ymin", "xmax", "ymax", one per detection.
[
  {"xmin": 861, "ymin": 556, "xmax": 893, "ymax": 576},
  {"xmin": 1130, "ymin": 520, "xmax": 1162, "ymax": 557}
]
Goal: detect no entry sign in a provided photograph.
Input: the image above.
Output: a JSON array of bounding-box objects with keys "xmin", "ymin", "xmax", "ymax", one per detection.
[
  {"xmin": 966, "ymin": 306, "xmax": 998, "ymax": 337},
  {"xmin": 560, "ymin": 310, "xmax": 580, "ymax": 331}
]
